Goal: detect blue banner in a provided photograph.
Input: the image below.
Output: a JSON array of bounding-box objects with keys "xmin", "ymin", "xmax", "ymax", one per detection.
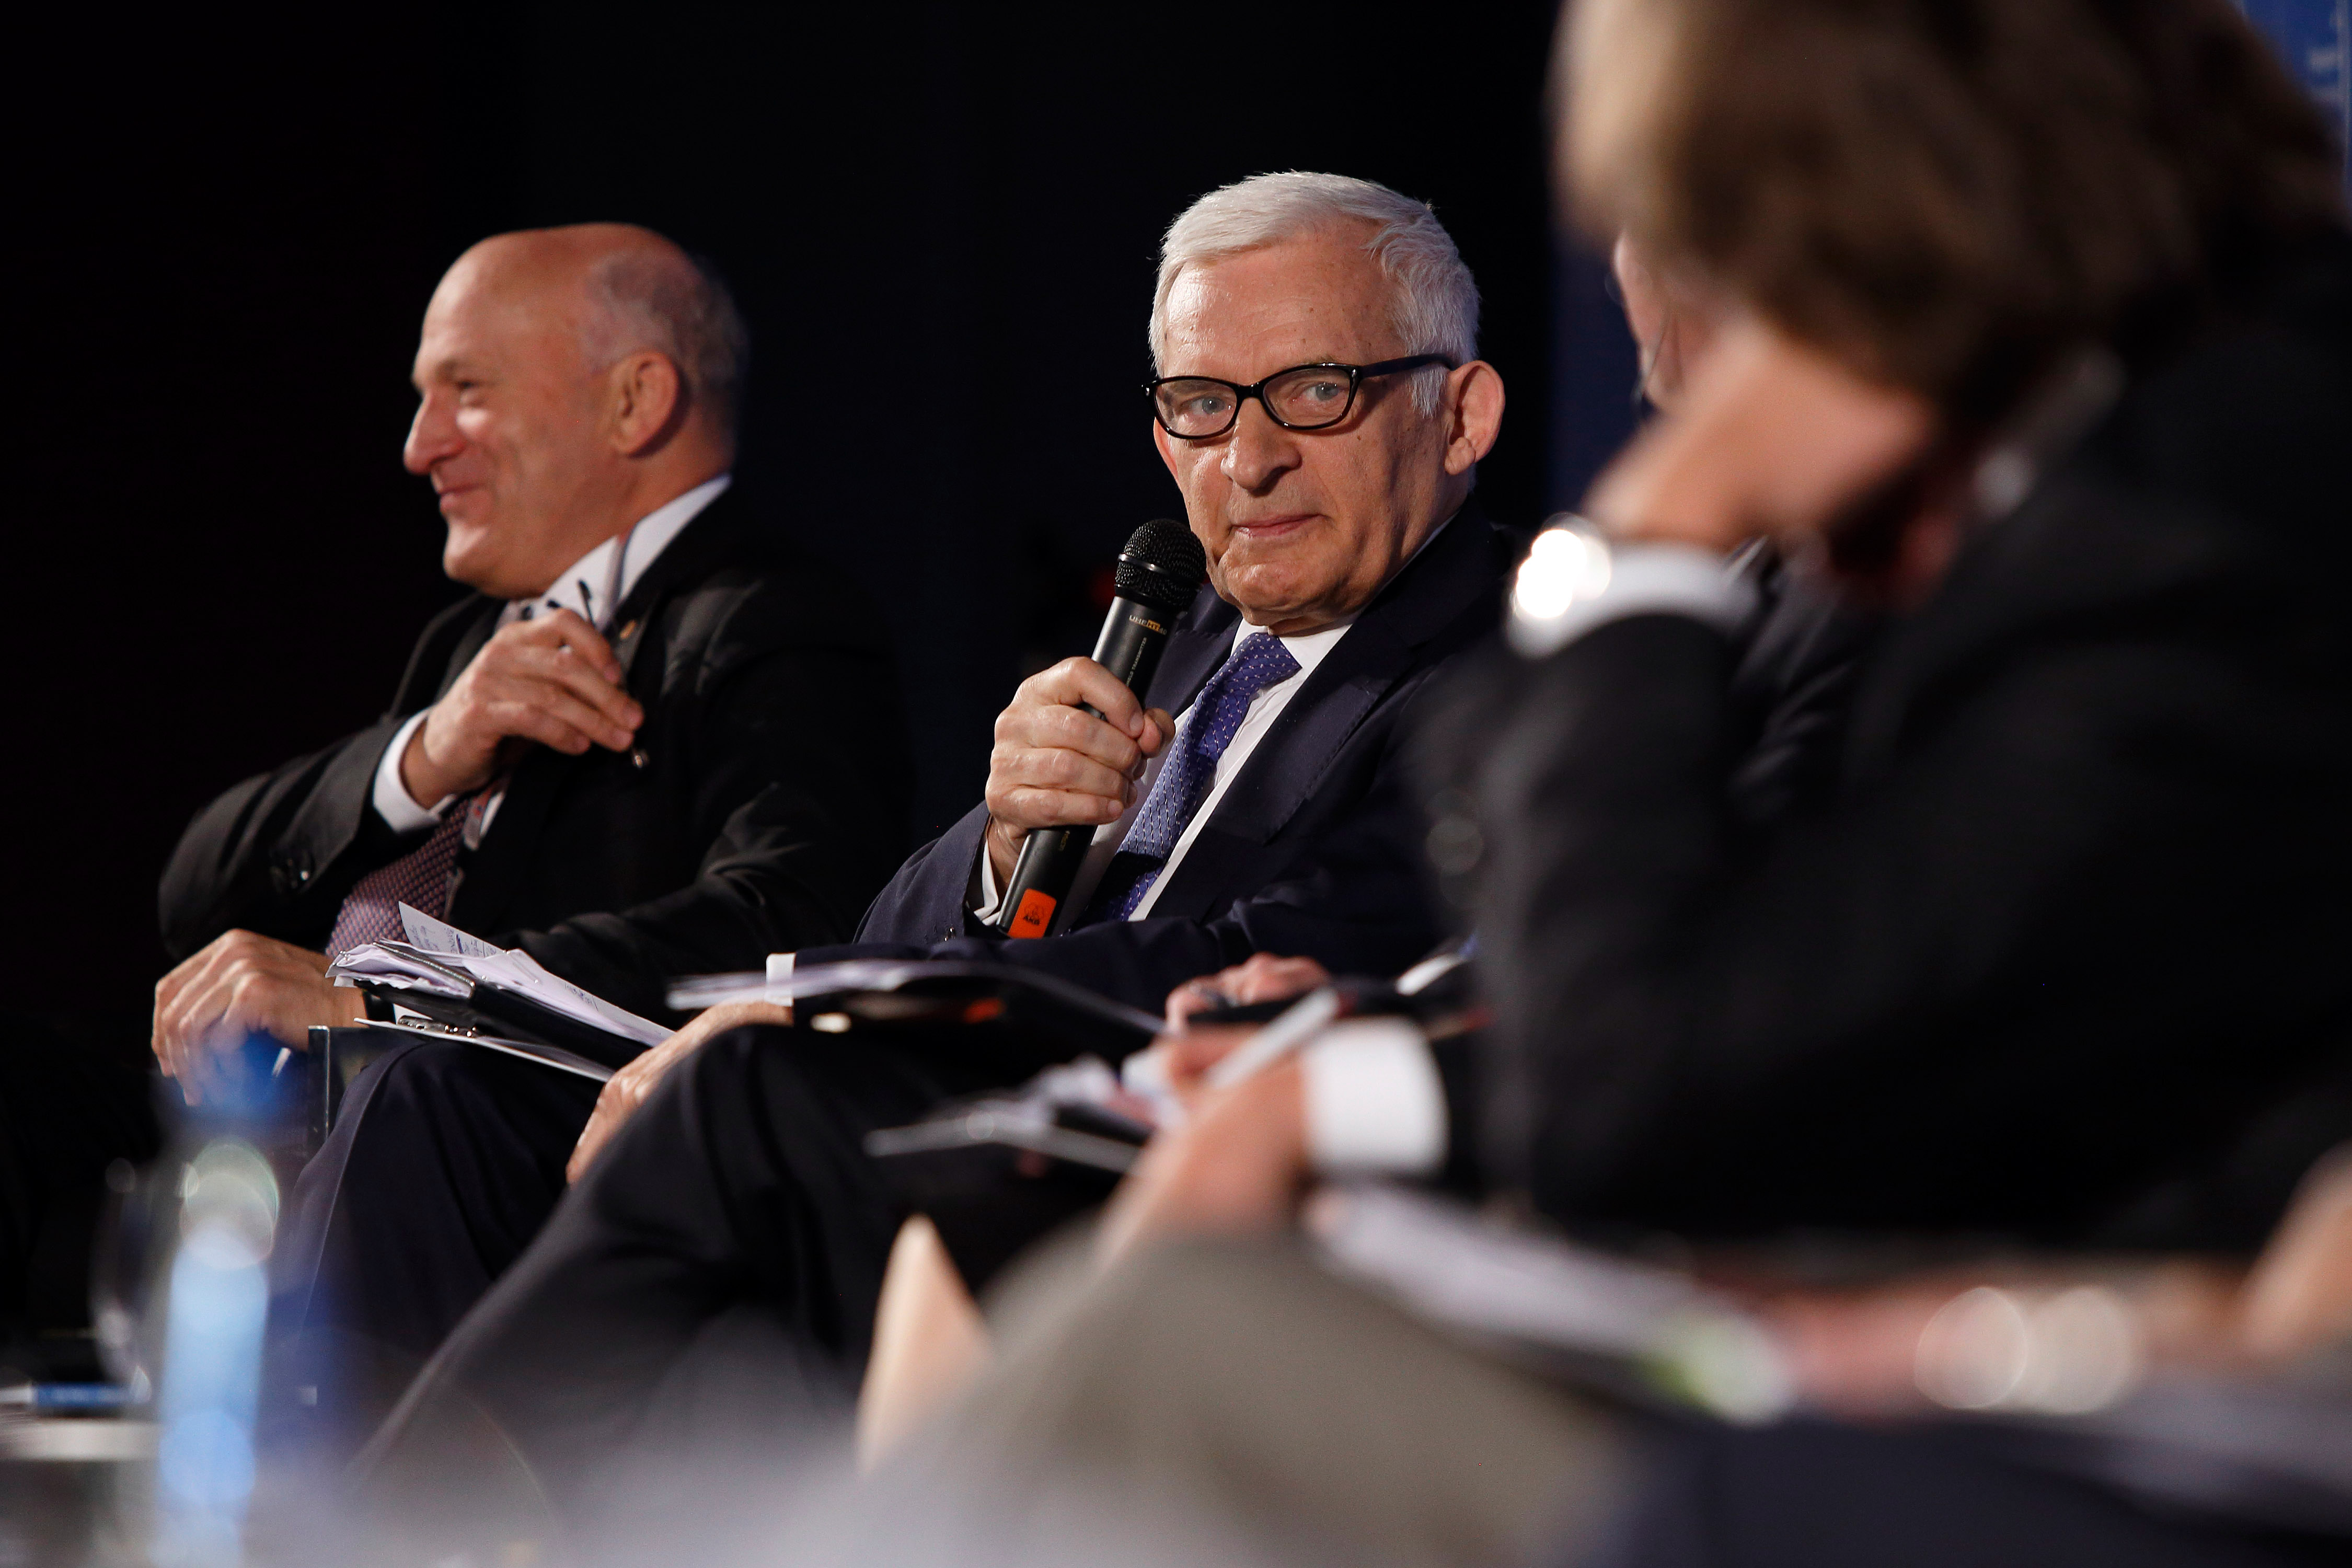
[{"xmin": 2241, "ymin": 1, "xmax": 2351, "ymax": 192}]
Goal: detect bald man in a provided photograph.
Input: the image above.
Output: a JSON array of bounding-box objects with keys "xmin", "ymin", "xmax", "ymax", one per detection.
[{"xmin": 152, "ymin": 225, "xmax": 910, "ymax": 1421}]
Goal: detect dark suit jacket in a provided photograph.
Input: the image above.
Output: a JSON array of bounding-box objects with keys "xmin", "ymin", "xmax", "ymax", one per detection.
[
  {"xmin": 159, "ymin": 488, "xmax": 912, "ymax": 1021},
  {"xmin": 831, "ymin": 508, "xmax": 1519, "ymax": 1016},
  {"xmin": 1444, "ymin": 236, "xmax": 2352, "ymax": 1253}
]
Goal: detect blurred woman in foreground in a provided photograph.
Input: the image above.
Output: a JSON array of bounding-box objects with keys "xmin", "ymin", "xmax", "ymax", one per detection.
[{"xmin": 1083, "ymin": 0, "xmax": 2352, "ymax": 1295}]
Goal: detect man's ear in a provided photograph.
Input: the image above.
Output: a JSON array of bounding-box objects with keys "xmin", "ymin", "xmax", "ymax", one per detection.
[
  {"xmin": 1442, "ymin": 361, "xmax": 1506, "ymax": 477},
  {"xmin": 609, "ymin": 351, "xmax": 685, "ymax": 456}
]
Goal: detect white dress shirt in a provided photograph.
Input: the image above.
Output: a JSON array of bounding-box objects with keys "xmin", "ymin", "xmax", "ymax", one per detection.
[
  {"xmin": 1298, "ymin": 526, "xmax": 1758, "ymax": 1178},
  {"xmin": 370, "ymin": 474, "xmax": 733, "ymax": 837}
]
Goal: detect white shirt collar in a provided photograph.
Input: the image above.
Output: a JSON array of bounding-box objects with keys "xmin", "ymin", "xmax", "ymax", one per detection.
[
  {"xmin": 511, "ymin": 473, "xmax": 732, "ymax": 631},
  {"xmin": 1228, "ymin": 614, "xmax": 1352, "ymax": 679}
]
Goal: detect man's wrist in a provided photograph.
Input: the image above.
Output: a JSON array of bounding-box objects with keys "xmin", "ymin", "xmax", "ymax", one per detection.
[
  {"xmin": 970, "ymin": 829, "xmax": 1008, "ymax": 924},
  {"xmin": 983, "ymin": 816, "xmax": 1022, "ymax": 887},
  {"xmin": 372, "ymin": 710, "xmax": 451, "ymax": 832},
  {"xmin": 1253, "ymin": 1060, "xmax": 1311, "ymax": 1170},
  {"xmin": 329, "ymin": 982, "xmax": 368, "ymax": 1027},
  {"xmin": 398, "ymin": 718, "xmax": 455, "ymax": 808}
]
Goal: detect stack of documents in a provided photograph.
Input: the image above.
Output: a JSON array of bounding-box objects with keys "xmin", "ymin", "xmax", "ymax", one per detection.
[{"xmin": 326, "ymin": 905, "xmax": 669, "ymax": 1078}]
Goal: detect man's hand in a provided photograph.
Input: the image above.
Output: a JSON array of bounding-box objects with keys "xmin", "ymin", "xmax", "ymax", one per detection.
[
  {"xmin": 1113, "ymin": 954, "xmax": 1333, "ymax": 1123},
  {"xmin": 402, "ymin": 608, "xmax": 644, "ymax": 805},
  {"xmin": 152, "ymin": 931, "xmax": 365, "ymax": 1104},
  {"xmin": 1586, "ymin": 314, "xmax": 1938, "ymax": 557},
  {"xmin": 1163, "ymin": 952, "xmax": 1331, "ymax": 1031},
  {"xmin": 1098, "ymin": 1062, "xmax": 1310, "ymax": 1263},
  {"xmin": 567, "ymin": 999, "xmax": 792, "ymax": 1183},
  {"xmin": 982, "ymin": 657, "xmax": 1173, "ymax": 886}
]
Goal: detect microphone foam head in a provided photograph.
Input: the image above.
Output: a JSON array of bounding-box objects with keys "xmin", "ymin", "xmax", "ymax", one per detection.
[{"xmin": 1114, "ymin": 517, "xmax": 1208, "ymax": 612}]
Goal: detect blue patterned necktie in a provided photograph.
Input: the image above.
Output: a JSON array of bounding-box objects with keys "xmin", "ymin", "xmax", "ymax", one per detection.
[{"xmin": 1086, "ymin": 631, "xmax": 1302, "ymax": 924}]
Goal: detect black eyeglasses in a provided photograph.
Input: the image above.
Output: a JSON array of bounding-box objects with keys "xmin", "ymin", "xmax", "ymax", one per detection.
[{"xmin": 1145, "ymin": 354, "xmax": 1456, "ymax": 440}]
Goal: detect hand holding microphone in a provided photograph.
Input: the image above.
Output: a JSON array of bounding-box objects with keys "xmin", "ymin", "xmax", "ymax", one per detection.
[
  {"xmin": 982, "ymin": 664, "xmax": 1171, "ymax": 880},
  {"xmin": 982, "ymin": 518, "xmax": 1208, "ymax": 937}
]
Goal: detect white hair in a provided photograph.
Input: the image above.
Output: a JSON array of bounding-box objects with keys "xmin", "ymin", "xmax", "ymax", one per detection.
[{"xmin": 1150, "ymin": 171, "xmax": 1480, "ymax": 416}]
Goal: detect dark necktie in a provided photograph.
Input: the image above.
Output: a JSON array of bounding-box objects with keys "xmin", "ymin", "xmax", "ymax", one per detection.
[
  {"xmin": 1085, "ymin": 631, "xmax": 1302, "ymax": 924},
  {"xmin": 325, "ymin": 788, "xmax": 492, "ymax": 958}
]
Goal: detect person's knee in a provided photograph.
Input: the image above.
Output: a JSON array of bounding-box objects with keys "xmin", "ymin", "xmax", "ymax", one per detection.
[
  {"xmin": 694, "ymin": 1021, "xmax": 797, "ymax": 1069},
  {"xmin": 329, "ymin": 1042, "xmax": 547, "ymax": 1202},
  {"xmin": 367, "ymin": 1041, "xmax": 501, "ymax": 1121},
  {"xmin": 665, "ymin": 1022, "xmax": 809, "ymax": 1113},
  {"xmin": 586, "ymin": 1024, "xmax": 810, "ymax": 1184}
]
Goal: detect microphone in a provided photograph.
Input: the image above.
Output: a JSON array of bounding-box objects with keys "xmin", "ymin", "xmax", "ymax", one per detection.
[{"xmin": 997, "ymin": 517, "xmax": 1208, "ymax": 938}]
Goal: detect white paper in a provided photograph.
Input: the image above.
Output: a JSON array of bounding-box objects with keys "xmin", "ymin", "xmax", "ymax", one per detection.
[
  {"xmin": 322, "ymin": 909, "xmax": 670, "ymax": 1047},
  {"xmin": 325, "ymin": 945, "xmax": 469, "ymax": 996},
  {"xmin": 464, "ymin": 945, "xmax": 668, "ymax": 1046},
  {"xmin": 399, "ymin": 904, "xmax": 504, "ymax": 960}
]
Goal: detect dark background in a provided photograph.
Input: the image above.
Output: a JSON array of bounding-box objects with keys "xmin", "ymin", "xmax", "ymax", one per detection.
[{"xmin": 10, "ymin": 2, "xmax": 1642, "ymax": 1008}]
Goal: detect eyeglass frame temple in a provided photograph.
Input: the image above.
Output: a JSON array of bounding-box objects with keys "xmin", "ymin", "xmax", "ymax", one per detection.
[{"xmin": 1143, "ymin": 354, "xmax": 1458, "ymax": 439}]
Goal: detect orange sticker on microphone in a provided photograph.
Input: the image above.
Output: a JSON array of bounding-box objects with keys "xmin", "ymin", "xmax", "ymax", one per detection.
[{"xmin": 1008, "ymin": 889, "xmax": 1057, "ymax": 938}]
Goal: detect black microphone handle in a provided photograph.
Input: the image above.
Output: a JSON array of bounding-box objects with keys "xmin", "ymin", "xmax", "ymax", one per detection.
[{"xmin": 995, "ymin": 596, "xmax": 1181, "ymax": 938}]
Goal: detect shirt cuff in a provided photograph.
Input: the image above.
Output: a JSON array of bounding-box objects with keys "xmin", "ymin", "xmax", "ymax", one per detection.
[
  {"xmin": 764, "ymin": 951, "xmax": 795, "ymax": 1002},
  {"xmin": 1506, "ymin": 529, "xmax": 1758, "ymax": 660},
  {"xmin": 371, "ymin": 710, "xmax": 453, "ymax": 833},
  {"xmin": 971, "ymin": 841, "xmax": 1007, "ymax": 925},
  {"xmin": 1301, "ymin": 1017, "xmax": 1448, "ymax": 1177}
]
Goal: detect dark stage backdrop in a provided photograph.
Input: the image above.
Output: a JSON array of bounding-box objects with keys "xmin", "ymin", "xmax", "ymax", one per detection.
[{"xmin": 11, "ymin": 2, "xmax": 1636, "ymax": 1011}]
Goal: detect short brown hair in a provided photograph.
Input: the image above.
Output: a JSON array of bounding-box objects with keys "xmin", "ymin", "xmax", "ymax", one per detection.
[{"xmin": 1561, "ymin": 0, "xmax": 2348, "ymax": 416}]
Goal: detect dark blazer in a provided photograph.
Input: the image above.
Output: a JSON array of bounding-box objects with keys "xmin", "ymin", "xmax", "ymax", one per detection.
[
  {"xmin": 1444, "ymin": 236, "xmax": 2352, "ymax": 1253},
  {"xmin": 833, "ymin": 507, "xmax": 1519, "ymax": 1014},
  {"xmin": 159, "ymin": 487, "xmax": 912, "ymax": 1020}
]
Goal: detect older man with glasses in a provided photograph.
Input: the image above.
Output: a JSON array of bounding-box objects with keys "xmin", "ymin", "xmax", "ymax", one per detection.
[{"xmin": 845, "ymin": 180, "xmax": 1504, "ymax": 988}]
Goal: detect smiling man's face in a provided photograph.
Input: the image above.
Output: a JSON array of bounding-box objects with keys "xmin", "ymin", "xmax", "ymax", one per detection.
[
  {"xmin": 401, "ymin": 241, "xmax": 616, "ymax": 600},
  {"xmin": 1154, "ymin": 226, "xmax": 1465, "ymax": 634}
]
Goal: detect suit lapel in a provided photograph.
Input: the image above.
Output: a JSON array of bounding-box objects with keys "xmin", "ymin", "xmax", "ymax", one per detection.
[
  {"xmin": 600, "ymin": 488, "xmax": 750, "ymax": 684},
  {"xmin": 451, "ymin": 490, "xmax": 747, "ymax": 936},
  {"xmin": 1142, "ymin": 616, "xmax": 1412, "ymax": 921},
  {"xmin": 1146, "ymin": 509, "xmax": 1510, "ymax": 919},
  {"xmin": 429, "ymin": 606, "xmax": 500, "ymax": 704},
  {"xmin": 1204, "ymin": 616, "xmax": 1408, "ymax": 844},
  {"xmin": 448, "ymin": 747, "xmax": 570, "ymax": 934}
]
